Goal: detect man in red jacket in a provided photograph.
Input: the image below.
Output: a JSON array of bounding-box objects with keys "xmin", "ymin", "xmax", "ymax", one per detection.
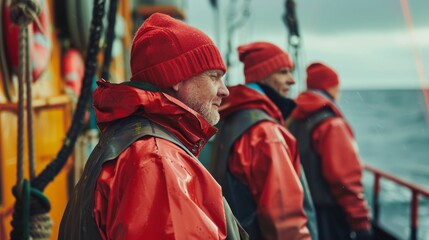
[
  {"xmin": 288, "ymin": 62, "xmax": 372, "ymax": 240},
  {"xmin": 59, "ymin": 13, "xmax": 248, "ymax": 240},
  {"xmin": 208, "ymin": 41, "xmax": 311, "ymax": 240}
]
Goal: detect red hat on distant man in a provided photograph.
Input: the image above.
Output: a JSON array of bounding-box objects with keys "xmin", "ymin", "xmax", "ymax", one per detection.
[
  {"xmin": 238, "ymin": 41, "xmax": 294, "ymax": 83},
  {"xmin": 306, "ymin": 62, "xmax": 339, "ymax": 90}
]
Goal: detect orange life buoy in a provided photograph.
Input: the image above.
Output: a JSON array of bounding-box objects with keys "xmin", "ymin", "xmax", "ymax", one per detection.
[
  {"xmin": 2, "ymin": 0, "xmax": 52, "ymax": 82},
  {"xmin": 62, "ymin": 49, "xmax": 84, "ymax": 96}
]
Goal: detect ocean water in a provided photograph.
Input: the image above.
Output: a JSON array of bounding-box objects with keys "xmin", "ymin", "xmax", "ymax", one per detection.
[{"xmin": 339, "ymin": 89, "xmax": 429, "ymax": 240}]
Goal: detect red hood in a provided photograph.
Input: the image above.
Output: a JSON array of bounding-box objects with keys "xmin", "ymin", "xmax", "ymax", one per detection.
[
  {"xmin": 219, "ymin": 85, "xmax": 284, "ymax": 124},
  {"xmin": 291, "ymin": 91, "xmax": 343, "ymax": 120},
  {"xmin": 93, "ymin": 80, "xmax": 217, "ymax": 154}
]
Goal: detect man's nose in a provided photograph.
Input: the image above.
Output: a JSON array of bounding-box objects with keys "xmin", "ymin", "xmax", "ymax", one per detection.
[
  {"xmin": 287, "ymin": 76, "xmax": 296, "ymax": 85},
  {"xmin": 218, "ymin": 81, "xmax": 229, "ymax": 97}
]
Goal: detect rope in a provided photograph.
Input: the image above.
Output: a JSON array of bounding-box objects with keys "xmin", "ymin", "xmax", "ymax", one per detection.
[
  {"xmin": 29, "ymin": 213, "xmax": 53, "ymax": 239},
  {"xmin": 25, "ymin": 22, "xmax": 35, "ymax": 180},
  {"xmin": 31, "ymin": 0, "xmax": 106, "ymax": 191},
  {"xmin": 101, "ymin": 0, "xmax": 119, "ymax": 81},
  {"xmin": 27, "ymin": 187, "xmax": 52, "ymax": 239},
  {"xmin": 10, "ymin": 181, "xmax": 30, "ymax": 240},
  {"xmin": 400, "ymin": 0, "xmax": 429, "ymax": 126},
  {"xmin": 9, "ymin": 0, "xmax": 42, "ymax": 31},
  {"xmin": 9, "ymin": 0, "xmax": 106, "ymax": 235},
  {"xmin": 15, "ymin": 5, "xmax": 29, "ymax": 202},
  {"xmin": 10, "ymin": 180, "xmax": 52, "ymax": 240},
  {"xmin": 9, "ymin": 0, "xmax": 53, "ymax": 239}
]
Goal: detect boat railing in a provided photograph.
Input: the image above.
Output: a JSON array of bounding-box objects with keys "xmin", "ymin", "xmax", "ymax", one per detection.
[{"xmin": 364, "ymin": 164, "xmax": 429, "ymax": 240}]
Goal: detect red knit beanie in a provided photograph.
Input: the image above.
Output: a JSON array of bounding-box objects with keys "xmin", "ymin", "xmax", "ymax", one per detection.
[
  {"xmin": 306, "ymin": 62, "xmax": 339, "ymax": 90},
  {"xmin": 130, "ymin": 13, "xmax": 226, "ymax": 89},
  {"xmin": 237, "ymin": 42, "xmax": 293, "ymax": 83}
]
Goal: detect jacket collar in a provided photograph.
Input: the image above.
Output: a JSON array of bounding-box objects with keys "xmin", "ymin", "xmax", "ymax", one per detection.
[{"xmin": 93, "ymin": 80, "xmax": 217, "ymax": 156}]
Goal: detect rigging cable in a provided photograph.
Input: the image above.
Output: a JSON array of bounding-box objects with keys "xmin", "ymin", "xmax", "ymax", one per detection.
[
  {"xmin": 400, "ymin": 0, "xmax": 429, "ymax": 125},
  {"xmin": 101, "ymin": 0, "xmax": 119, "ymax": 81},
  {"xmin": 283, "ymin": 0, "xmax": 303, "ymax": 95},
  {"xmin": 225, "ymin": 0, "xmax": 251, "ymax": 84},
  {"xmin": 31, "ymin": 0, "xmax": 106, "ymax": 191},
  {"xmin": 283, "ymin": 0, "xmax": 300, "ymax": 50}
]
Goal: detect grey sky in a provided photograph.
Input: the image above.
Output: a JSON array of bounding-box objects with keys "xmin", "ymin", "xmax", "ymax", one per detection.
[{"xmin": 186, "ymin": 0, "xmax": 429, "ymax": 91}]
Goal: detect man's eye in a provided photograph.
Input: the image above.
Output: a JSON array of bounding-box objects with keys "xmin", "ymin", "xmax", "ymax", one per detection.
[{"xmin": 278, "ymin": 70, "xmax": 289, "ymax": 74}]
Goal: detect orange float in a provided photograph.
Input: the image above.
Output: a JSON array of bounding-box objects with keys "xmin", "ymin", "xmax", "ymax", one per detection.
[{"xmin": 2, "ymin": 0, "xmax": 52, "ymax": 82}]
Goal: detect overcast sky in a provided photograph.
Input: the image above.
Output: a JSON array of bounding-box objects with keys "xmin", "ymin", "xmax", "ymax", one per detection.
[{"xmin": 186, "ymin": 0, "xmax": 429, "ymax": 91}]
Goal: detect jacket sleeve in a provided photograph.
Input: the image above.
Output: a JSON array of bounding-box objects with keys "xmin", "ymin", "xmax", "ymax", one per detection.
[
  {"xmin": 229, "ymin": 121, "xmax": 311, "ymax": 240},
  {"xmin": 312, "ymin": 118, "xmax": 371, "ymax": 230},
  {"xmin": 93, "ymin": 140, "xmax": 227, "ymax": 240}
]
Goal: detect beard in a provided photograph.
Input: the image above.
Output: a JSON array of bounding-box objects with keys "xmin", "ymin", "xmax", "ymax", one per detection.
[
  {"xmin": 182, "ymin": 95, "xmax": 220, "ymax": 126},
  {"xmin": 195, "ymin": 103, "xmax": 220, "ymax": 126}
]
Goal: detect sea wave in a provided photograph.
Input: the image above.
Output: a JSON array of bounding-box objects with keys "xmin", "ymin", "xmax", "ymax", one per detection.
[{"xmin": 340, "ymin": 89, "xmax": 429, "ymax": 240}]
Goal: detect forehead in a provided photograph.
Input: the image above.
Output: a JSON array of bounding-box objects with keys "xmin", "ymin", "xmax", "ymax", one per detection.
[
  {"xmin": 277, "ymin": 67, "xmax": 292, "ymax": 71},
  {"xmin": 183, "ymin": 69, "xmax": 224, "ymax": 86},
  {"xmin": 204, "ymin": 69, "xmax": 225, "ymax": 76}
]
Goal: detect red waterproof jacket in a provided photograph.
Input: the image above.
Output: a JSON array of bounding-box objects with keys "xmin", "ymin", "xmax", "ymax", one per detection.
[
  {"xmin": 92, "ymin": 81, "xmax": 227, "ymax": 239},
  {"xmin": 219, "ymin": 85, "xmax": 311, "ymax": 240},
  {"xmin": 291, "ymin": 90, "xmax": 371, "ymax": 230}
]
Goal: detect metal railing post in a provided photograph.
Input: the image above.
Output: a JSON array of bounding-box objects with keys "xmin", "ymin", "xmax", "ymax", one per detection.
[
  {"xmin": 364, "ymin": 164, "xmax": 429, "ymax": 240},
  {"xmin": 373, "ymin": 174, "xmax": 381, "ymax": 226},
  {"xmin": 410, "ymin": 192, "xmax": 418, "ymax": 240}
]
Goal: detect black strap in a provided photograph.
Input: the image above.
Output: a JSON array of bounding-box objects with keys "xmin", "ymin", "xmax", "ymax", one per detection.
[
  {"xmin": 305, "ymin": 107, "xmax": 336, "ymax": 133},
  {"xmin": 288, "ymin": 107, "xmax": 337, "ymax": 207},
  {"xmin": 100, "ymin": 116, "xmax": 191, "ymax": 161},
  {"xmin": 210, "ymin": 109, "xmax": 275, "ymax": 190},
  {"xmin": 207, "ymin": 109, "xmax": 273, "ymax": 239}
]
